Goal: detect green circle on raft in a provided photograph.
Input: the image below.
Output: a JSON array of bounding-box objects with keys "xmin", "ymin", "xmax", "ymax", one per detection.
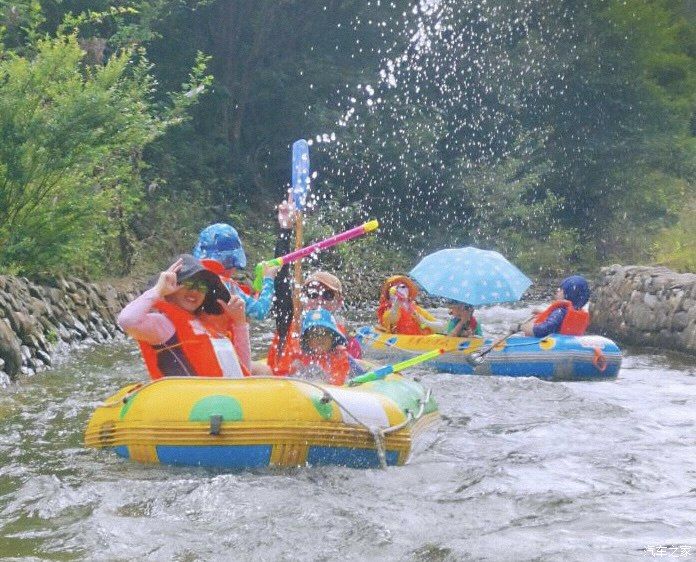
[
  {"xmin": 310, "ymin": 395, "xmax": 334, "ymax": 420},
  {"xmin": 189, "ymin": 395, "xmax": 243, "ymax": 422}
]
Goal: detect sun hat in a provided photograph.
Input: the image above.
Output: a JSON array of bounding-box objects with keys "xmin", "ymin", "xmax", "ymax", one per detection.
[
  {"xmin": 193, "ymin": 223, "xmax": 247, "ymax": 270},
  {"xmin": 175, "ymin": 254, "xmax": 230, "ymax": 314},
  {"xmin": 304, "ymin": 271, "xmax": 343, "ymax": 295},
  {"xmin": 300, "ymin": 308, "xmax": 346, "ymax": 353},
  {"xmin": 381, "ymin": 275, "xmax": 419, "ymax": 300}
]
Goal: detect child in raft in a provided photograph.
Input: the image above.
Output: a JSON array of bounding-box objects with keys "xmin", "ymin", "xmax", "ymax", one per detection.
[
  {"xmin": 521, "ymin": 275, "xmax": 590, "ymax": 338},
  {"xmin": 193, "ymin": 223, "xmax": 278, "ymax": 321},
  {"xmin": 376, "ymin": 275, "xmax": 436, "ymax": 335},
  {"xmin": 293, "ymin": 308, "xmax": 356, "ymax": 385},
  {"xmin": 442, "ymin": 301, "xmax": 483, "ymax": 337},
  {"xmin": 267, "ymin": 193, "xmax": 362, "ymax": 379}
]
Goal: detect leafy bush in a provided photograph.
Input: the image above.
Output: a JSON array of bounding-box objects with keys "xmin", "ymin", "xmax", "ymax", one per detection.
[{"xmin": 0, "ymin": 32, "xmax": 209, "ymax": 275}]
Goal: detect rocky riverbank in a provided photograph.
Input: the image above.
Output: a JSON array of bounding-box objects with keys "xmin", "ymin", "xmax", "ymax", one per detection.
[
  {"xmin": 2, "ymin": 264, "xmax": 693, "ymax": 383},
  {"xmin": 0, "ymin": 275, "xmax": 140, "ymax": 382},
  {"xmin": 590, "ymin": 265, "xmax": 696, "ymax": 355}
]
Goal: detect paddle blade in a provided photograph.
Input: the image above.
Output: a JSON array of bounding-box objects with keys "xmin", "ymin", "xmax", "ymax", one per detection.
[{"xmin": 291, "ymin": 139, "xmax": 310, "ymax": 211}]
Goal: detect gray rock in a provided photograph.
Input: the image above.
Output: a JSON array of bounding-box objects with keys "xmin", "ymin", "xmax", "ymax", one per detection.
[
  {"xmin": 0, "ymin": 319, "xmax": 22, "ymax": 379},
  {"xmin": 58, "ymin": 323, "xmax": 72, "ymax": 342},
  {"xmin": 672, "ymin": 312, "xmax": 689, "ymax": 331},
  {"xmin": 72, "ymin": 319, "xmax": 88, "ymax": 338},
  {"xmin": 643, "ymin": 293, "xmax": 658, "ymax": 308},
  {"xmin": 36, "ymin": 349, "xmax": 52, "ymax": 366},
  {"xmin": 594, "ymin": 265, "xmax": 696, "ymax": 356},
  {"xmin": 20, "ymin": 345, "xmax": 31, "ymax": 363}
]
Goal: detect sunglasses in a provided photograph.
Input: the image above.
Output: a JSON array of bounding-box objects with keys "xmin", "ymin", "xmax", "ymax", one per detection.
[
  {"xmin": 181, "ymin": 279, "xmax": 210, "ymax": 293},
  {"xmin": 302, "ymin": 286, "xmax": 336, "ymax": 301}
]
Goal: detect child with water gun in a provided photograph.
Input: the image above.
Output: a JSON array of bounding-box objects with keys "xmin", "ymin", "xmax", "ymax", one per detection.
[{"xmin": 376, "ymin": 275, "xmax": 435, "ymax": 335}]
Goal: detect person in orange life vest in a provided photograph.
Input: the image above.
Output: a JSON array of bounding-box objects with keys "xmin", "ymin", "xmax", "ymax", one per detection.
[
  {"xmin": 117, "ymin": 254, "xmax": 251, "ymax": 379},
  {"xmin": 268, "ymin": 195, "xmax": 361, "ymax": 375},
  {"xmin": 268, "ymin": 269, "xmax": 358, "ymax": 376},
  {"xmin": 376, "ymin": 275, "xmax": 434, "ymax": 335},
  {"xmin": 192, "ymin": 223, "xmax": 278, "ymax": 321},
  {"xmin": 293, "ymin": 308, "xmax": 352, "ymax": 386},
  {"xmin": 521, "ymin": 275, "xmax": 591, "ymax": 338}
]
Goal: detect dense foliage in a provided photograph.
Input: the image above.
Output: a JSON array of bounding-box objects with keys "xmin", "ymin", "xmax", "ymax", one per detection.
[{"xmin": 0, "ymin": 0, "xmax": 693, "ymax": 276}]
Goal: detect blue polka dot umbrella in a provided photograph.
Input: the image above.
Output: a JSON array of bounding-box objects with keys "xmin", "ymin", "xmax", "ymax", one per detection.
[{"xmin": 409, "ymin": 247, "xmax": 532, "ymax": 305}]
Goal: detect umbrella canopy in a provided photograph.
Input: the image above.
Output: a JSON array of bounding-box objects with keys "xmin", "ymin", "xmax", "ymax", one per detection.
[{"xmin": 409, "ymin": 247, "xmax": 532, "ymax": 305}]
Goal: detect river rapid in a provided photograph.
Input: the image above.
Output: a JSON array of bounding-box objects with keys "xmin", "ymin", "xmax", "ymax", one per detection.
[{"xmin": 0, "ymin": 305, "xmax": 694, "ymax": 561}]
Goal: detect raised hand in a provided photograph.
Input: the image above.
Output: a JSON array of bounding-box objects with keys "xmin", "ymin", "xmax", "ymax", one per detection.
[
  {"xmin": 218, "ymin": 295, "xmax": 246, "ymax": 324},
  {"xmin": 277, "ymin": 190, "xmax": 298, "ymax": 229},
  {"xmin": 262, "ymin": 262, "xmax": 280, "ymax": 279},
  {"xmin": 154, "ymin": 258, "xmax": 183, "ymax": 297}
]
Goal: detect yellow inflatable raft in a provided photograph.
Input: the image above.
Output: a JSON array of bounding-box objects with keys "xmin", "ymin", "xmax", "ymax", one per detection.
[{"xmin": 85, "ymin": 375, "xmax": 439, "ymax": 469}]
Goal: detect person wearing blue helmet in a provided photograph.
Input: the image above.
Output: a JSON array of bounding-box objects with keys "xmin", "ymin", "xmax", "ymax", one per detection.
[
  {"xmin": 193, "ymin": 222, "xmax": 278, "ymax": 321},
  {"xmin": 296, "ymin": 308, "xmax": 351, "ymax": 385},
  {"xmin": 522, "ymin": 275, "xmax": 591, "ymax": 338}
]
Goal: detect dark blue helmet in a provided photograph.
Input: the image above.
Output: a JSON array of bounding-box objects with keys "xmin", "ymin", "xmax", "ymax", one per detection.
[{"xmin": 560, "ymin": 275, "xmax": 590, "ymax": 309}]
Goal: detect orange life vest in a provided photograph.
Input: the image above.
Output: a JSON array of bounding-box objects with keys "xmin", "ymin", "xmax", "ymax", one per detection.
[
  {"xmin": 377, "ymin": 302, "xmax": 432, "ymax": 335},
  {"xmin": 297, "ymin": 350, "xmax": 351, "ymax": 386},
  {"xmin": 267, "ymin": 322, "xmax": 351, "ymax": 385},
  {"xmin": 534, "ymin": 300, "xmax": 590, "ymax": 336},
  {"xmin": 139, "ymin": 300, "xmax": 247, "ymax": 380}
]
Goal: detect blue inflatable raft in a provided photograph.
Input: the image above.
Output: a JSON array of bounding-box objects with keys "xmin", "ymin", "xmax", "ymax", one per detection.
[{"xmin": 355, "ymin": 326, "xmax": 621, "ymax": 381}]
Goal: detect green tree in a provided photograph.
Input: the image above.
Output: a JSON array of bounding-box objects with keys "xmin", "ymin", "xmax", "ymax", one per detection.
[{"xmin": 0, "ymin": 32, "xmax": 208, "ymax": 274}]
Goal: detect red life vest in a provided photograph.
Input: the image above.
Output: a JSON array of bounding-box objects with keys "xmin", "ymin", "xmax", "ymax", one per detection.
[
  {"xmin": 267, "ymin": 322, "xmax": 351, "ymax": 385},
  {"xmin": 139, "ymin": 300, "xmax": 247, "ymax": 380},
  {"xmin": 449, "ymin": 316, "xmax": 479, "ymax": 337},
  {"xmin": 534, "ymin": 300, "xmax": 590, "ymax": 336}
]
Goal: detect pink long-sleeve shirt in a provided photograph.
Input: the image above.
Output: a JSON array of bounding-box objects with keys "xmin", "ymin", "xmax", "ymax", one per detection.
[{"xmin": 118, "ymin": 288, "xmax": 252, "ymax": 372}]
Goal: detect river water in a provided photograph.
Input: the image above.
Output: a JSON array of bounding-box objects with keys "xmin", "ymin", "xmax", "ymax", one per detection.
[{"xmin": 0, "ymin": 305, "xmax": 694, "ymax": 561}]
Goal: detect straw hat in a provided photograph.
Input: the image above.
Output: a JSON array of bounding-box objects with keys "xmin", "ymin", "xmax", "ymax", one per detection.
[{"xmin": 381, "ymin": 275, "xmax": 419, "ymax": 300}]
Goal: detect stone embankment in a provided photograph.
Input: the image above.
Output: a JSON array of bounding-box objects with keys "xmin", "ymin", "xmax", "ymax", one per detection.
[
  {"xmin": 591, "ymin": 265, "xmax": 696, "ymax": 355},
  {"xmin": 2, "ymin": 265, "xmax": 694, "ymax": 381},
  {"xmin": 0, "ymin": 275, "xmax": 139, "ymax": 382}
]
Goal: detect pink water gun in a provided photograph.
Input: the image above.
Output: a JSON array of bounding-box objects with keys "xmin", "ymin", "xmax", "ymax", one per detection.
[{"xmin": 252, "ymin": 220, "xmax": 379, "ymax": 291}]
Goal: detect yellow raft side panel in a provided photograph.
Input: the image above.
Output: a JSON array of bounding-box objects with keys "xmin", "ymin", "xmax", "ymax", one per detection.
[
  {"xmin": 85, "ymin": 376, "xmax": 439, "ymax": 469},
  {"xmin": 367, "ymin": 330, "xmax": 486, "ymax": 354}
]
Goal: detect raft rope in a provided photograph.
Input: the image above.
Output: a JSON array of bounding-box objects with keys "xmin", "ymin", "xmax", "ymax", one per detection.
[{"xmin": 102, "ymin": 376, "xmax": 433, "ymax": 470}]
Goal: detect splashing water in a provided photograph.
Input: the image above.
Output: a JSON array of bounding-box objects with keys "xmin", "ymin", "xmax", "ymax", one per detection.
[{"xmin": 309, "ymin": 0, "xmax": 582, "ymax": 257}]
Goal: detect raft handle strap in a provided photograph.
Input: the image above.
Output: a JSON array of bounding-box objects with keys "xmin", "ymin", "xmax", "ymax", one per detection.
[
  {"xmin": 593, "ymin": 348, "xmax": 607, "ymax": 372},
  {"xmin": 209, "ymin": 414, "xmax": 223, "ymax": 435},
  {"xmin": 370, "ymin": 427, "xmax": 388, "ymax": 469}
]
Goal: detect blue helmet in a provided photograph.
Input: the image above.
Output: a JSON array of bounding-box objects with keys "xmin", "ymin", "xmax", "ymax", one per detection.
[
  {"xmin": 560, "ymin": 275, "xmax": 590, "ymax": 309},
  {"xmin": 300, "ymin": 308, "xmax": 346, "ymax": 353},
  {"xmin": 193, "ymin": 223, "xmax": 247, "ymax": 270}
]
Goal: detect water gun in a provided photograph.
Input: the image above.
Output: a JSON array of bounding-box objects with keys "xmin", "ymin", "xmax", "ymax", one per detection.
[
  {"xmin": 388, "ymin": 284, "xmax": 430, "ymax": 330},
  {"xmin": 347, "ymin": 348, "xmax": 446, "ymax": 386},
  {"xmin": 389, "ymin": 285, "xmax": 416, "ymax": 312},
  {"xmin": 252, "ymin": 219, "xmax": 379, "ymax": 291}
]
